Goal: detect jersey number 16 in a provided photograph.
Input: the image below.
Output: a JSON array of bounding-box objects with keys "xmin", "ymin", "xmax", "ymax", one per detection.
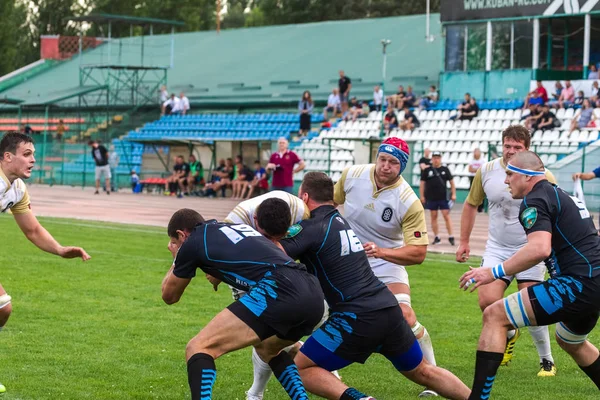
[{"xmin": 340, "ymin": 229, "xmax": 364, "ymax": 256}]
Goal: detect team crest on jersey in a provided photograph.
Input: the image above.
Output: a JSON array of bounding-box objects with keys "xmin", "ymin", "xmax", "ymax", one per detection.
[
  {"xmin": 381, "ymin": 207, "xmax": 393, "ymax": 222},
  {"xmin": 520, "ymin": 207, "xmax": 537, "ymax": 229},
  {"xmin": 284, "ymin": 224, "xmax": 302, "ymax": 238}
]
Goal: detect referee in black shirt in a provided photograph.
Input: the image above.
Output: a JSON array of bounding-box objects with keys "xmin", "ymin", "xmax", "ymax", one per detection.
[{"xmin": 460, "ymin": 151, "xmax": 600, "ymax": 399}]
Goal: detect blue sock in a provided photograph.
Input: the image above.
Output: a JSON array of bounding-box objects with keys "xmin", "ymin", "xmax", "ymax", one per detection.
[
  {"xmin": 268, "ymin": 351, "xmax": 309, "ymax": 400},
  {"xmin": 340, "ymin": 387, "xmax": 370, "ymax": 400},
  {"xmin": 187, "ymin": 353, "xmax": 217, "ymax": 400},
  {"xmin": 469, "ymin": 350, "xmax": 503, "ymax": 400}
]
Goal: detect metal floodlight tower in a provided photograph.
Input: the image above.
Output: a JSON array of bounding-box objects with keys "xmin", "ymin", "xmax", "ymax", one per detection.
[{"xmin": 380, "ymin": 39, "xmax": 391, "ymax": 138}]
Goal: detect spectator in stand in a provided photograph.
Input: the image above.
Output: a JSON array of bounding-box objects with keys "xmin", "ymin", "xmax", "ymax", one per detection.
[
  {"xmin": 323, "ymin": 88, "xmax": 341, "ymax": 120},
  {"xmin": 159, "ymin": 85, "xmax": 168, "ymax": 104},
  {"xmin": 202, "ymin": 158, "xmax": 226, "ymax": 197},
  {"xmin": 383, "ymin": 109, "xmax": 398, "ymax": 132},
  {"xmin": 338, "ymin": 70, "xmax": 352, "ymax": 114},
  {"xmin": 210, "ymin": 157, "xmax": 234, "ymax": 196},
  {"xmin": 419, "ymin": 85, "xmax": 439, "ymax": 110},
  {"xmin": 267, "ymin": 137, "xmax": 305, "ymax": 193},
  {"xmin": 588, "ymin": 64, "xmax": 599, "ymax": 80},
  {"xmin": 559, "ymin": 80, "xmax": 575, "ymax": 108},
  {"xmin": 161, "ymin": 93, "xmax": 182, "ymax": 116},
  {"xmin": 591, "ymin": 81, "xmax": 600, "ymax": 107},
  {"xmin": 536, "ymin": 104, "xmax": 559, "ymax": 131},
  {"xmin": 387, "ymin": 85, "xmax": 406, "ymax": 110},
  {"xmin": 89, "ymin": 140, "xmax": 111, "ymax": 195},
  {"xmin": 450, "ymin": 93, "xmax": 471, "ymax": 120},
  {"xmin": 525, "ymin": 104, "xmax": 544, "ymax": 130},
  {"xmin": 570, "ymin": 98, "xmax": 597, "ymax": 135},
  {"xmin": 346, "ymin": 97, "xmax": 363, "ymax": 121},
  {"xmin": 547, "ymin": 81, "xmax": 564, "ymax": 108},
  {"xmin": 373, "ymin": 85, "xmax": 383, "ymax": 111},
  {"xmin": 298, "ymin": 90, "xmax": 314, "ymax": 137},
  {"xmin": 398, "ymin": 105, "xmax": 420, "ymax": 130},
  {"xmin": 529, "ymin": 90, "xmax": 545, "ymax": 107},
  {"xmin": 524, "ymin": 80, "xmax": 548, "ymax": 108},
  {"xmin": 164, "ymin": 155, "xmax": 185, "ymax": 196},
  {"xmin": 130, "ymin": 170, "xmax": 140, "ymax": 192},
  {"xmin": 56, "ymin": 119, "xmax": 65, "ymax": 142},
  {"xmin": 231, "ymin": 158, "xmax": 253, "ymax": 200},
  {"xmin": 179, "ymin": 92, "xmax": 190, "ymax": 115},
  {"xmin": 419, "ymin": 148, "xmax": 432, "ymax": 170},
  {"xmin": 455, "ymin": 95, "xmax": 478, "ymax": 121},
  {"xmin": 420, "ymin": 151, "xmax": 456, "ymax": 246},
  {"xmin": 398, "ymin": 85, "xmax": 416, "ymax": 110},
  {"xmin": 243, "ymin": 160, "xmax": 268, "ymax": 199},
  {"xmin": 108, "ymin": 144, "xmax": 119, "ymax": 192},
  {"xmin": 187, "ymin": 154, "xmax": 203, "ymax": 195},
  {"xmin": 574, "ymin": 90, "xmax": 585, "ymax": 107}
]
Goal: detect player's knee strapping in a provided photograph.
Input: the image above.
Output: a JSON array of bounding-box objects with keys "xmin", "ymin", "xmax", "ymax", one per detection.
[
  {"xmin": 503, "ymin": 291, "xmax": 532, "ymax": 328},
  {"xmin": 0, "ymin": 294, "xmax": 11, "ymax": 310},
  {"xmin": 556, "ymin": 322, "xmax": 588, "ymax": 344},
  {"xmin": 394, "ymin": 293, "xmax": 411, "ymax": 307}
]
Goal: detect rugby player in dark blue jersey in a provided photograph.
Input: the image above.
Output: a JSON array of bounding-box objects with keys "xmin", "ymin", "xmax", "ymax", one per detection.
[
  {"xmin": 257, "ymin": 172, "xmax": 470, "ymax": 400},
  {"xmin": 161, "ymin": 208, "xmax": 325, "ymax": 400},
  {"xmin": 460, "ymin": 151, "xmax": 600, "ymax": 399}
]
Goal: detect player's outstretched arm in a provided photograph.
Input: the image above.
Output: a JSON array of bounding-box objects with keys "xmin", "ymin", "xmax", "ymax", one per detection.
[
  {"xmin": 364, "ymin": 242, "xmax": 427, "ymax": 266},
  {"xmin": 13, "ymin": 212, "xmax": 90, "ymax": 261}
]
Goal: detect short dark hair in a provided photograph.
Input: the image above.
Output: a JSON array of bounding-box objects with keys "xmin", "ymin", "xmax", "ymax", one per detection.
[
  {"xmin": 0, "ymin": 132, "xmax": 34, "ymax": 159},
  {"xmin": 254, "ymin": 160, "xmax": 260, "ymax": 164},
  {"xmin": 167, "ymin": 208, "xmax": 205, "ymax": 238},
  {"xmin": 88, "ymin": 140, "xmax": 97, "ymax": 145},
  {"xmin": 256, "ymin": 198, "xmax": 291, "ymax": 238},
  {"xmin": 301, "ymin": 172, "xmax": 334, "ymax": 203},
  {"xmin": 502, "ymin": 125, "xmax": 531, "ymax": 149}
]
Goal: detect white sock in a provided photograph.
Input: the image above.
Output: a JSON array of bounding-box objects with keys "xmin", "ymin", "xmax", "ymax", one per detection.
[
  {"xmin": 414, "ymin": 324, "xmax": 437, "ymax": 366},
  {"xmin": 248, "ymin": 347, "xmax": 273, "ymax": 398},
  {"xmin": 507, "ymin": 329, "xmax": 516, "ymax": 340},
  {"xmin": 528, "ymin": 325, "xmax": 554, "ymax": 363}
]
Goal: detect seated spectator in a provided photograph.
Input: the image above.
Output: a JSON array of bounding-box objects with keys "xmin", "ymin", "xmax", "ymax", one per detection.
[
  {"xmin": 345, "ymin": 97, "xmax": 363, "ymax": 121},
  {"xmin": 162, "ymin": 93, "xmax": 182, "ymax": 115},
  {"xmin": 360, "ymin": 101, "xmax": 370, "ymax": 118},
  {"xmin": 187, "ymin": 154, "xmax": 204, "ymax": 195},
  {"xmin": 591, "ymin": 81, "xmax": 600, "ymax": 107},
  {"xmin": 574, "ymin": 90, "xmax": 585, "ymax": 107},
  {"xmin": 559, "ymin": 80, "xmax": 575, "ymax": 108},
  {"xmin": 180, "ymin": 92, "xmax": 190, "ymax": 115},
  {"xmin": 419, "ymin": 85, "xmax": 439, "ymax": 110},
  {"xmin": 373, "ymin": 85, "xmax": 383, "ymax": 111},
  {"xmin": 383, "ymin": 109, "xmax": 398, "ymax": 132},
  {"xmin": 525, "ymin": 104, "xmax": 544, "ymax": 130},
  {"xmin": 570, "ymin": 99, "xmax": 597, "ymax": 134},
  {"xmin": 589, "ymin": 64, "xmax": 599, "ymax": 80},
  {"xmin": 387, "ymin": 85, "xmax": 406, "ymax": 109},
  {"xmin": 547, "ymin": 81, "xmax": 564, "ymax": 107},
  {"xmin": 399, "ymin": 105, "xmax": 420, "ymax": 130},
  {"xmin": 398, "ymin": 86, "xmax": 416, "ymax": 109},
  {"xmin": 460, "ymin": 97, "xmax": 479, "ymax": 120},
  {"xmin": 243, "ymin": 160, "xmax": 268, "ymax": 199},
  {"xmin": 524, "ymin": 80, "xmax": 548, "ymax": 108},
  {"xmin": 528, "ymin": 91, "xmax": 545, "ymax": 107},
  {"xmin": 159, "ymin": 85, "xmax": 168, "ymax": 104},
  {"xmin": 231, "ymin": 158, "xmax": 253, "ymax": 199},
  {"xmin": 164, "ymin": 155, "xmax": 190, "ymax": 197},
  {"xmin": 323, "ymin": 88, "xmax": 341, "ymax": 119},
  {"xmin": 536, "ymin": 104, "xmax": 559, "ymax": 131},
  {"xmin": 130, "ymin": 170, "xmax": 140, "ymax": 192},
  {"xmin": 450, "ymin": 93, "xmax": 473, "ymax": 120},
  {"xmin": 203, "ymin": 158, "xmax": 233, "ymax": 197}
]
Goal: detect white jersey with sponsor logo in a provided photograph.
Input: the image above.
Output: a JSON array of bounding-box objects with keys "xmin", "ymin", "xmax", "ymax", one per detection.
[
  {"xmin": 334, "ymin": 164, "xmax": 428, "ymax": 282},
  {"xmin": 225, "ymin": 190, "xmax": 309, "ymax": 228},
  {"xmin": 0, "ymin": 168, "xmax": 30, "ymax": 214}
]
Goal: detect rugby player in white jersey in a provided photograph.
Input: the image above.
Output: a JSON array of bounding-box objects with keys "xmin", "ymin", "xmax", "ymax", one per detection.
[
  {"xmin": 334, "ymin": 137, "xmax": 438, "ymax": 398},
  {"xmin": 0, "ymin": 132, "xmax": 90, "ymax": 393},
  {"xmin": 224, "ymin": 191, "xmax": 339, "ymax": 400},
  {"xmin": 456, "ymin": 124, "xmax": 557, "ymax": 376}
]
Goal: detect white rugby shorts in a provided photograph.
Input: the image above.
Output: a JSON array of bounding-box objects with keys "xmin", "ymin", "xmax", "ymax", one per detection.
[
  {"xmin": 481, "ymin": 246, "xmax": 546, "ymax": 284},
  {"xmin": 369, "ymin": 259, "xmax": 410, "ymax": 286}
]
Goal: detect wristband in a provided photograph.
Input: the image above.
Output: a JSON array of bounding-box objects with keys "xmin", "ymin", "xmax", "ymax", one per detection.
[{"xmin": 492, "ymin": 263, "xmax": 506, "ymax": 280}]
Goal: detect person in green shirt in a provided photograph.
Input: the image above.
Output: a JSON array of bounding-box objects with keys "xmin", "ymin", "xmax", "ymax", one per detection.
[{"xmin": 187, "ymin": 155, "xmax": 204, "ymax": 195}]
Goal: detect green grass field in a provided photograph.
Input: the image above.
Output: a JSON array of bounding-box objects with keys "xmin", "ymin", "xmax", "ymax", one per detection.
[{"xmin": 0, "ymin": 215, "xmax": 598, "ymax": 399}]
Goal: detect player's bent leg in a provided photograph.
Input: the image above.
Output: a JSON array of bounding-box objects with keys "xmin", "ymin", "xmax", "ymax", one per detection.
[
  {"xmin": 0, "ymin": 284, "xmax": 12, "ymax": 329},
  {"xmin": 516, "ymin": 280, "xmax": 556, "ymax": 375},
  {"xmin": 186, "ymin": 308, "xmax": 263, "ymax": 400},
  {"xmin": 400, "ymin": 359, "xmax": 470, "ymax": 400},
  {"xmin": 469, "ymin": 289, "xmax": 536, "ymax": 400},
  {"xmin": 555, "ymin": 319, "xmax": 600, "ymax": 389},
  {"xmin": 295, "ymin": 340, "xmax": 364, "ymax": 400},
  {"xmin": 247, "ymin": 342, "xmax": 303, "ymax": 400}
]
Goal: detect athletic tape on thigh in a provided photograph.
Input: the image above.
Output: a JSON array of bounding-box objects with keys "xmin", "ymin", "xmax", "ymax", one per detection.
[
  {"xmin": 503, "ymin": 292, "xmax": 531, "ymax": 328},
  {"xmin": 0, "ymin": 294, "xmax": 12, "ymax": 309},
  {"xmin": 395, "ymin": 293, "xmax": 412, "ymax": 307},
  {"xmin": 556, "ymin": 322, "xmax": 588, "ymax": 344}
]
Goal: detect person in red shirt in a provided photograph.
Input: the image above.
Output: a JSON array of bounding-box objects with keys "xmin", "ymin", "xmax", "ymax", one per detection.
[
  {"xmin": 266, "ymin": 138, "xmax": 305, "ymax": 193},
  {"xmin": 524, "ymin": 80, "xmax": 548, "ymax": 108}
]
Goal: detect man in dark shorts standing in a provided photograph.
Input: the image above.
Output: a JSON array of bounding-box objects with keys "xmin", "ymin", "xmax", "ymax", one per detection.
[
  {"xmin": 267, "ymin": 138, "xmax": 305, "ymax": 194},
  {"xmin": 460, "ymin": 151, "xmax": 600, "ymax": 399},
  {"xmin": 338, "ymin": 70, "xmax": 352, "ymax": 114},
  {"xmin": 257, "ymin": 172, "xmax": 471, "ymax": 400},
  {"xmin": 162, "ymin": 208, "xmax": 325, "ymax": 400},
  {"xmin": 420, "ymin": 151, "xmax": 456, "ymax": 245}
]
